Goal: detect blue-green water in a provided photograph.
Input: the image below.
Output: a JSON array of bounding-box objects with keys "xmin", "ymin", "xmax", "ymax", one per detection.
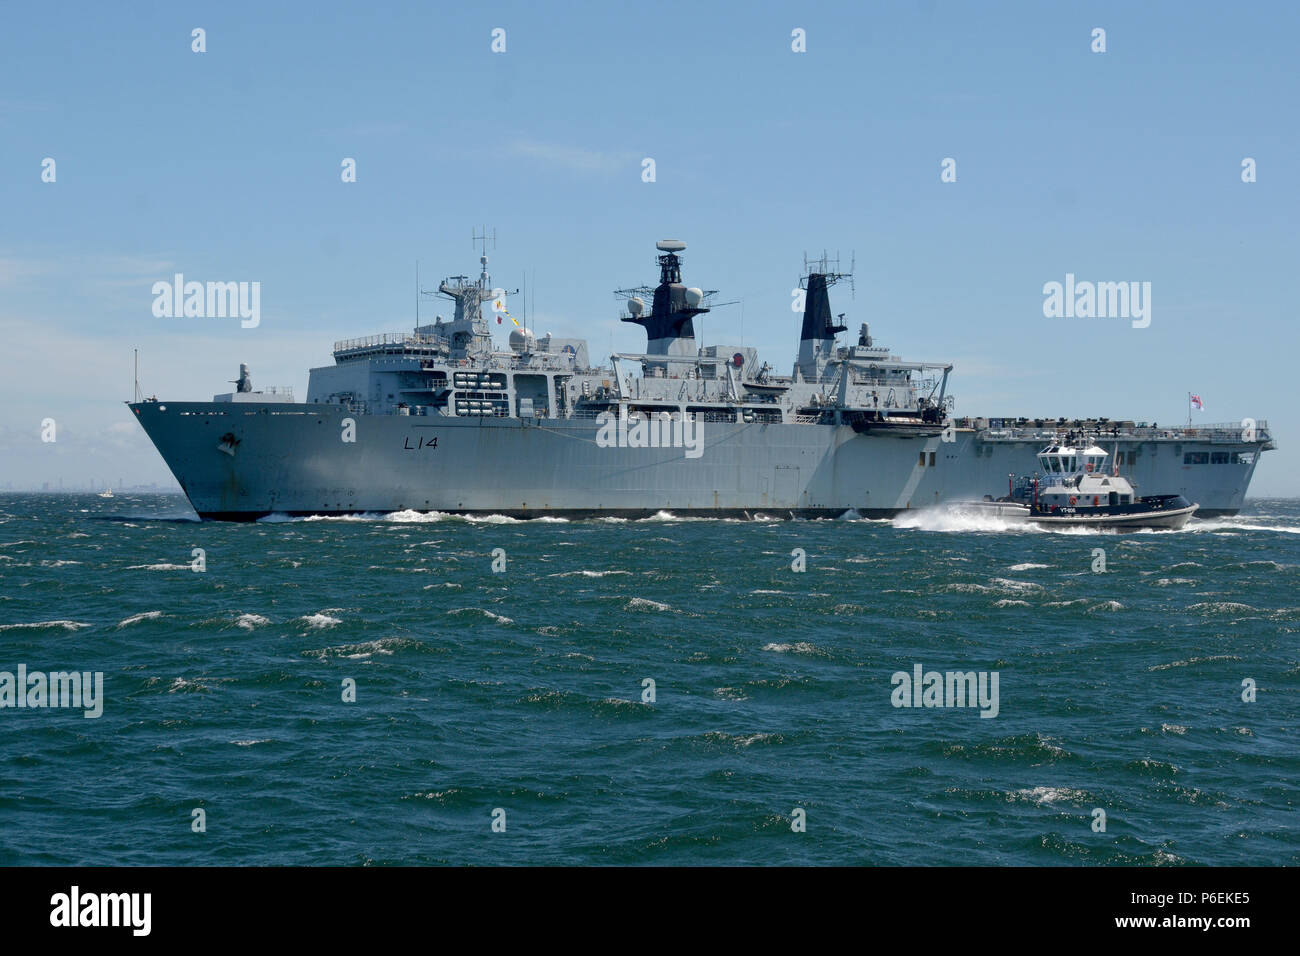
[{"xmin": 1, "ymin": 493, "xmax": 1296, "ymax": 865}]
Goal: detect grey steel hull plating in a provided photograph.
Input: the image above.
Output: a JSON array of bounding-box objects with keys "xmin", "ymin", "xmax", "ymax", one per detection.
[{"xmin": 130, "ymin": 402, "xmax": 1264, "ymax": 520}]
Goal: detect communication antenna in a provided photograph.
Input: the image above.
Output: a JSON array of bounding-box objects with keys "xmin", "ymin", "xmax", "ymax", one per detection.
[
  {"xmin": 133, "ymin": 349, "xmax": 140, "ymax": 402},
  {"xmin": 801, "ymin": 249, "xmax": 855, "ymax": 296},
  {"xmin": 472, "ymin": 227, "xmax": 497, "ymax": 257},
  {"xmin": 472, "ymin": 227, "xmax": 497, "ymax": 298}
]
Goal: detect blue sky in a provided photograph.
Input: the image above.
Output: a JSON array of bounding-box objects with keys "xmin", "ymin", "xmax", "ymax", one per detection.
[{"xmin": 2, "ymin": 0, "xmax": 1297, "ymax": 493}]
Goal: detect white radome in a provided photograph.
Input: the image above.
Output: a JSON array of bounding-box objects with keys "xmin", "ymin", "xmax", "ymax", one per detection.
[{"xmin": 508, "ymin": 327, "xmax": 536, "ymax": 353}]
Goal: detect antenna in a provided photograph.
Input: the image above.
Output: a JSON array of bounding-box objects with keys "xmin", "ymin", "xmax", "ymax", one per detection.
[
  {"xmin": 800, "ymin": 249, "xmax": 853, "ymax": 293},
  {"xmin": 415, "ymin": 261, "xmax": 419, "ymax": 330},
  {"xmin": 133, "ymin": 349, "xmax": 140, "ymax": 402},
  {"xmin": 472, "ymin": 227, "xmax": 497, "ymax": 256},
  {"xmin": 473, "ymin": 227, "xmax": 497, "ymax": 293}
]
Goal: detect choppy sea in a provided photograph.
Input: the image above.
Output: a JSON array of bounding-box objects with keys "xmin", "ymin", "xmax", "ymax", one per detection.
[{"xmin": 1, "ymin": 493, "xmax": 1296, "ymax": 865}]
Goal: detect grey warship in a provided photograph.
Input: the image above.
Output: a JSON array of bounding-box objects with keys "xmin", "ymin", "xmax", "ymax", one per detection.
[{"xmin": 129, "ymin": 240, "xmax": 1274, "ymax": 520}]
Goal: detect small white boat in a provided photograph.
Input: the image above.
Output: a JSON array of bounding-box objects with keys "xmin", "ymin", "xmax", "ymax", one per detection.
[{"xmin": 98, "ymin": 488, "xmax": 114, "ymax": 499}]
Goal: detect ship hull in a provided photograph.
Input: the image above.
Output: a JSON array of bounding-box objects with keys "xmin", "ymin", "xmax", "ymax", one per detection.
[
  {"xmin": 1028, "ymin": 504, "xmax": 1198, "ymax": 531},
  {"xmin": 129, "ymin": 402, "xmax": 1267, "ymax": 520}
]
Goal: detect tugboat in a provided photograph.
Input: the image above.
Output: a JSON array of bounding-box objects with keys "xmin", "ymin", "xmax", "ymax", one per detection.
[
  {"xmin": 950, "ymin": 440, "xmax": 1198, "ymax": 529},
  {"xmin": 1019, "ymin": 440, "xmax": 1197, "ymax": 529}
]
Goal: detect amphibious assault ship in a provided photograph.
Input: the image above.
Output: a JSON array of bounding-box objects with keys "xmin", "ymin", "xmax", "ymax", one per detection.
[{"xmin": 129, "ymin": 240, "xmax": 1273, "ymax": 520}]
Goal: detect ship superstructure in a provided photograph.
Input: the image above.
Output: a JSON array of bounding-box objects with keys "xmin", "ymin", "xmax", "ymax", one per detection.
[
  {"xmin": 305, "ymin": 242, "xmax": 952, "ymax": 432},
  {"xmin": 129, "ymin": 239, "xmax": 1274, "ymax": 520}
]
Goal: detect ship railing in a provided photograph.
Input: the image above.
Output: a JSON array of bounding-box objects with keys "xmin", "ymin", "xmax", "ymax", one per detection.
[
  {"xmin": 1177, "ymin": 421, "xmax": 1271, "ymax": 441},
  {"xmin": 972, "ymin": 420, "xmax": 1270, "ymax": 443},
  {"xmin": 333, "ymin": 332, "xmax": 444, "ymax": 354}
]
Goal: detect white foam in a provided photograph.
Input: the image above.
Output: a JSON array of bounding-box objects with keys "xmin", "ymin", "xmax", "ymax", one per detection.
[
  {"xmin": 305, "ymin": 637, "xmax": 409, "ymax": 659},
  {"xmin": 1089, "ymin": 600, "xmax": 1124, "ymax": 612},
  {"xmin": 464, "ymin": 513, "xmax": 525, "ymax": 524},
  {"xmin": 118, "ymin": 611, "xmax": 164, "ymax": 627},
  {"xmin": 892, "ymin": 507, "xmax": 1040, "ymax": 534},
  {"xmin": 625, "ymin": 597, "xmax": 672, "ymax": 612},
  {"xmin": 989, "ymin": 577, "xmax": 1044, "ymax": 592},
  {"xmin": 448, "ymin": 607, "xmax": 514, "ymax": 624},
  {"xmin": 258, "ymin": 512, "xmax": 383, "ymax": 523},
  {"xmin": 386, "ymin": 510, "xmax": 451, "ymax": 523},
  {"xmin": 0, "ymin": 620, "xmax": 91, "ymax": 632},
  {"xmin": 549, "ymin": 569, "xmax": 632, "ymax": 578},
  {"xmin": 300, "ymin": 613, "xmax": 342, "ymax": 629},
  {"xmin": 1185, "ymin": 518, "xmax": 1300, "ymax": 535},
  {"xmin": 1148, "ymin": 653, "xmax": 1239, "ymax": 671},
  {"xmin": 1009, "ymin": 786, "xmax": 1087, "ymax": 806},
  {"xmin": 762, "ymin": 641, "xmax": 819, "ymax": 654},
  {"xmin": 1186, "ymin": 601, "xmax": 1258, "ymax": 614}
]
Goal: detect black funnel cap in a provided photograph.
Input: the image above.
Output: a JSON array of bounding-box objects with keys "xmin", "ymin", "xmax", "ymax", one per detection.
[{"xmin": 801, "ymin": 273, "xmax": 847, "ymax": 341}]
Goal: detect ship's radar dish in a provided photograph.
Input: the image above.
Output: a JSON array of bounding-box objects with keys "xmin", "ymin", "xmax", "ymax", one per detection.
[
  {"xmin": 628, "ymin": 296, "xmax": 645, "ymax": 316},
  {"xmin": 684, "ymin": 287, "xmax": 703, "ymax": 307},
  {"xmin": 656, "ymin": 239, "xmax": 686, "ymax": 253}
]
